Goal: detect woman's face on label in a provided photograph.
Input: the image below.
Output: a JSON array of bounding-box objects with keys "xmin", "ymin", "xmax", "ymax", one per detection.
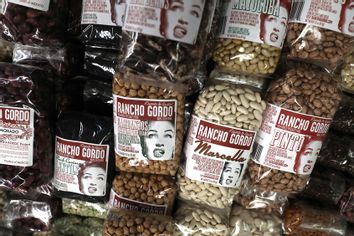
[
  {"xmin": 221, "ymin": 162, "xmax": 242, "ymax": 187},
  {"xmin": 264, "ymin": 6, "xmax": 288, "ymax": 45},
  {"xmin": 144, "ymin": 121, "xmax": 175, "ymax": 160},
  {"xmin": 343, "ymin": 1, "xmax": 354, "ymax": 34},
  {"xmin": 299, "ymin": 140, "xmax": 322, "ymax": 173},
  {"xmin": 165, "ymin": 0, "xmax": 203, "ymax": 42},
  {"xmin": 81, "ymin": 166, "xmax": 106, "ymax": 196}
]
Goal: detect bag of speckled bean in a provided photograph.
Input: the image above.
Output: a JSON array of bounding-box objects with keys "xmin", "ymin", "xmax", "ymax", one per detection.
[
  {"xmin": 286, "ymin": 0, "xmax": 354, "ymax": 70},
  {"xmin": 283, "ymin": 201, "xmax": 347, "ymax": 236},
  {"xmin": 213, "ymin": 0, "xmax": 292, "ymax": 76},
  {"xmin": 247, "ymin": 62, "xmax": 342, "ymax": 194},
  {"xmin": 174, "ymin": 201, "xmax": 230, "ymax": 236},
  {"xmin": 229, "ymin": 204, "xmax": 283, "ymax": 236},
  {"xmin": 178, "ymin": 70, "xmax": 267, "ymax": 209},
  {"xmin": 113, "ymin": 71, "xmax": 186, "ymax": 176}
]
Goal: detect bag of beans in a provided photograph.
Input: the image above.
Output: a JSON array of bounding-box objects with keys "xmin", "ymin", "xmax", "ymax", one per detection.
[
  {"xmin": 213, "ymin": 0, "xmax": 292, "ymax": 76},
  {"xmin": 53, "ymin": 112, "xmax": 114, "ymax": 202},
  {"xmin": 0, "ymin": 63, "xmax": 54, "ymax": 194},
  {"xmin": 300, "ymin": 166, "xmax": 346, "ymax": 205},
  {"xmin": 286, "ymin": 0, "xmax": 354, "ymax": 70},
  {"xmin": 174, "ymin": 201, "xmax": 230, "ymax": 236},
  {"xmin": 113, "ymin": 71, "xmax": 186, "ymax": 176},
  {"xmin": 109, "ymin": 172, "xmax": 177, "ymax": 215},
  {"xmin": 283, "ymin": 201, "xmax": 347, "ymax": 236},
  {"xmin": 247, "ymin": 62, "xmax": 342, "ymax": 194},
  {"xmin": 52, "ymin": 215, "xmax": 104, "ymax": 236},
  {"xmin": 117, "ymin": 0, "xmax": 219, "ymax": 83},
  {"xmin": 80, "ymin": 0, "xmax": 123, "ymax": 49},
  {"xmin": 229, "ymin": 204, "xmax": 282, "ymax": 236},
  {"xmin": 0, "ymin": 0, "xmax": 69, "ymax": 45},
  {"xmin": 234, "ymin": 176, "xmax": 288, "ymax": 215},
  {"xmin": 339, "ymin": 187, "xmax": 354, "ymax": 223},
  {"xmin": 62, "ymin": 198, "xmax": 108, "ymax": 220},
  {"xmin": 103, "ymin": 208, "xmax": 175, "ymax": 236},
  {"xmin": 0, "ymin": 228, "xmax": 12, "ymax": 236},
  {"xmin": 317, "ymin": 131, "xmax": 354, "ymax": 176},
  {"xmin": 342, "ymin": 54, "xmax": 354, "ymax": 94},
  {"xmin": 0, "ymin": 190, "xmax": 7, "ymax": 227},
  {"xmin": 178, "ymin": 70, "xmax": 267, "ymax": 209},
  {"xmin": 83, "ymin": 79, "xmax": 113, "ymax": 117},
  {"xmin": 0, "ymin": 39, "xmax": 13, "ymax": 62},
  {"xmin": 330, "ymin": 93, "xmax": 354, "ymax": 135}
]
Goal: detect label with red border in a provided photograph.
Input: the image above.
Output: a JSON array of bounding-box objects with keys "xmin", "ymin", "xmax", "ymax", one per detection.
[
  {"xmin": 0, "ymin": 106, "xmax": 34, "ymax": 167},
  {"xmin": 8, "ymin": 0, "xmax": 50, "ymax": 11},
  {"xmin": 252, "ymin": 103, "xmax": 332, "ymax": 175},
  {"xmin": 53, "ymin": 137, "xmax": 109, "ymax": 196},
  {"xmin": 184, "ymin": 115, "xmax": 256, "ymax": 188},
  {"xmin": 219, "ymin": 0, "xmax": 292, "ymax": 48},
  {"xmin": 113, "ymin": 94, "xmax": 177, "ymax": 161},
  {"xmin": 81, "ymin": 0, "xmax": 126, "ymax": 27},
  {"xmin": 109, "ymin": 189, "xmax": 167, "ymax": 215},
  {"xmin": 122, "ymin": 0, "xmax": 206, "ymax": 44},
  {"xmin": 289, "ymin": 0, "xmax": 354, "ymax": 37}
]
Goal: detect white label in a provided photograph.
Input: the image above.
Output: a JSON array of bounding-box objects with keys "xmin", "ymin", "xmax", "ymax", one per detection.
[
  {"xmin": 219, "ymin": 0, "xmax": 292, "ymax": 48},
  {"xmin": 109, "ymin": 189, "xmax": 168, "ymax": 215},
  {"xmin": 53, "ymin": 137, "xmax": 109, "ymax": 196},
  {"xmin": 0, "ymin": 106, "xmax": 34, "ymax": 167},
  {"xmin": 252, "ymin": 103, "xmax": 332, "ymax": 175},
  {"xmin": 81, "ymin": 0, "xmax": 126, "ymax": 27},
  {"xmin": 113, "ymin": 95, "xmax": 177, "ymax": 161},
  {"xmin": 8, "ymin": 0, "xmax": 50, "ymax": 11},
  {"xmin": 184, "ymin": 115, "xmax": 256, "ymax": 188},
  {"xmin": 122, "ymin": 0, "xmax": 206, "ymax": 44},
  {"xmin": 289, "ymin": 0, "xmax": 354, "ymax": 37}
]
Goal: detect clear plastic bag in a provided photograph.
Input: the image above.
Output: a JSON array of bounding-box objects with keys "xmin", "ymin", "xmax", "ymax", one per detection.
[
  {"xmin": 235, "ymin": 176, "xmax": 288, "ymax": 215},
  {"xmin": 317, "ymin": 131, "xmax": 354, "ymax": 176},
  {"xmin": 213, "ymin": 0, "xmax": 292, "ymax": 76},
  {"xmin": 53, "ymin": 112, "xmax": 114, "ymax": 202},
  {"xmin": 342, "ymin": 53, "xmax": 354, "ymax": 94},
  {"xmin": 52, "ymin": 215, "xmax": 104, "ymax": 236},
  {"xmin": 330, "ymin": 93, "xmax": 354, "ymax": 135},
  {"xmin": 174, "ymin": 201, "xmax": 230, "ymax": 236},
  {"xmin": 83, "ymin": 79, "xmax": 113, "ymax": 117},
  {"xmin": 0, "ymin": 0, "xmax": 69, "ymax": 45},
  {"xmin": 0, "ymin": 190, "xmax": 7, "ymax": 226},
  {"xmin": 0, "ymin": 63, "xmax": 54, "ymax": 194},
  {"xmin": 118, "ymin": 0, "xmax": 218, "ymax": 83},
  {"xmin": 300, "ymin": 166, "xmax": 346, "ymax": 205},
  {"xmin": 248, "ymin": 62, "xmax": 342, "ymax": 194},
  {"xmin": 283, "ymin": 201, "xmax": 347, "ymax": 236},
  {"xmin": 339, "ymin": 187, "xmax": 354, "ymax": 223},
  {"xmin": 113, "ymin": 71, "xmax": 186, "ymax": 176},
  {"xmin": 109, "ymin": 172, "xmax": 177, "ymax": 215},
  {"xmin": 62, "ymin": 198, "xmax": 108, "ymax": 219},
  {"xmin": 229, "ymin": 204, "xmax": 282, "ymax": 236},
  {"xmin": 103, "ymin": 208, "xmax": 175, "ymax": 236}
]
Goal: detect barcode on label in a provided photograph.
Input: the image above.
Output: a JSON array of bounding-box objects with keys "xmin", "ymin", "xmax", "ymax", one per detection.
[
  {"xmin": 290, "ymin": 0, "xmax": 305, "ymax": 21},
  {"xmin": 252, "ymin": 142, "xmax": 264, "ymax": 162}
]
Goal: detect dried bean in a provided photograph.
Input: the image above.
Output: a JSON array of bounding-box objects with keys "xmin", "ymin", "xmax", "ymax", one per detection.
[
  {"xmin": 62, "ymin": 198, "xmax": 108, "ymax": 219},
  {"xmin": 342, "ymin": 54, "xmax": 354, "ymax": 94}
]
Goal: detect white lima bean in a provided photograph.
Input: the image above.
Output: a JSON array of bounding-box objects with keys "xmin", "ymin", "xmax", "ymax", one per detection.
[
  {"xmin": 178, "ymin": 82, "xmax": 266, "ymax": 209},
  {"xmin": 174, "ymin": 204, "xmax": 230, "ymax": 236},
  {"xmin": 229, "ymin": 205, "xmax": 282, "ymax": 236}
]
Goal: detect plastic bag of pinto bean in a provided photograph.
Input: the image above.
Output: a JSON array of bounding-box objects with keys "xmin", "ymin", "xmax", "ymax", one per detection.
[{"xmin": 0, "ymin": 63, "xmax": 54, "ymax": 194}]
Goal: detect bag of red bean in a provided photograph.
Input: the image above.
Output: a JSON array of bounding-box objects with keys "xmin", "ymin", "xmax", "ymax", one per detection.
[{"xmin": 0, "ymin": 63, "xmax": 54, "ymax": 194}]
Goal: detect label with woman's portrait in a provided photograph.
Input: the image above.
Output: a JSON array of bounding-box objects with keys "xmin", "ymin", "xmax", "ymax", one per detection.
[
  {"xmin": 219, "ymin": 0, "xmax": 292, "ymax": 48},
  {"xmin": 121, "ymin": 0, "xmax": 206, "ymax": 44},
  {"xmin": 252, "ymin": 104, "xmax": 332, "ymax": 175},
  {"xmin": 289, "ymin": 0, "xmax": 354, "ymax": 37},
  {"xmin": 7, "ymin": 0, "xmax": 50, "ymax": 11},
  {"xmin": 184, "ymin": 115, "xmax": 256, "ymax": 188},
  {"xmin": 53, "ymin": 137, "xmax": 109, "ymax": 196},
  {"xmin": 113, "ymin": 95, "xmax": 177, "ymax": 161}
]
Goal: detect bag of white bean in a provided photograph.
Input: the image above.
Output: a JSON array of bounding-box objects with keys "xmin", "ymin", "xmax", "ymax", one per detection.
[
  {"xmin": 213, "ymin": 0, "xmax": 292, "ymax": 76},
  {"xmin": 178, "ymin": 71, "xmax": 267, "ymax": 209},
  {"xmin": 229, "ymin": 204, "xmax": 283, "ymax": 236},
  {"xmin": 248, "ymin": 62, "xmax": 342, "ymax": 194},
  {"xmin": 117, "ymin": 0, "xmax": 219, "ymax": 84},
  {"xmin": 113, "ymin": 71, "xmax": 186, "ymax": 176},
  {"xmin": 286, "ymin": 0, "xmax": 354, "ymax": 70},
  {"xmin": 174, "ymin": 201, "xmax": 230, "ymax": 236}
]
